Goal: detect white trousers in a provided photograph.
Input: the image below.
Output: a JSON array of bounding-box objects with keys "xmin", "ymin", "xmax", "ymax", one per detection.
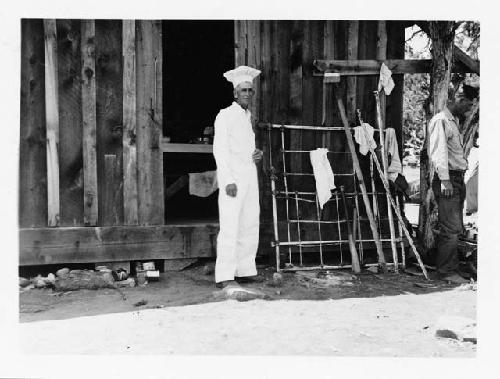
[{"xmin": 215, "ymin": 165, "xmax": 260, "ymax": 283}]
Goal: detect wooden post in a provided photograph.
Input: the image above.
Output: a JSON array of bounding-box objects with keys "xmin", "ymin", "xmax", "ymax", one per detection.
[
  {"xmin": 20, "ymin": 19, "xmax": 47, "ymax": 228},
  {"xmin": 374, "ymin": 93, "xmax": 399, "ymax": 272},
  {"xmin": 122, "ymin": 19, "xmax": 139, "ymax": 225},
  {"xmin": 418, "ymin": 21, "xmax": 457, "ymax": 251},
  {"xmin": 44, "ymin": 19, "xmax": 60, "ymax": 227},
  {"xmin": 334, "ymin": 84, "xmax": 387, "ymax": 270},
  {"xmin": 375, "ymin": 21, "xmax": 398, "ymax": 271},
  {"xmin": 81, "ymin": 20, "xmax": 99, "ymax": 226}
]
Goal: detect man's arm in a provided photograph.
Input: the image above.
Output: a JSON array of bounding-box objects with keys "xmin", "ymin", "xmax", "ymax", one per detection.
[
  {"xmin": 428, "ymin": 118, "xmax": 453, "ymax": 196},
  {"xmin": 428, "ymin": 118, "xmax": 449, "ymax": 180},
  {"xmin": 213, "ymin": 112, "xmax": 237, "ymax": 197}
]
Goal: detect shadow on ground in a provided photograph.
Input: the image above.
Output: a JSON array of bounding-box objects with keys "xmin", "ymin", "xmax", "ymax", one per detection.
[{"xmin": 19, "ymin": 260, "xmax": 473, "ymax": 322}]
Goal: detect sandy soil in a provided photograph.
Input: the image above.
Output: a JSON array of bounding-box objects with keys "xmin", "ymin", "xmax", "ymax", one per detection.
[{"xmin": 19, "ymin": 265, "xmax": 476, "ymax": 357}]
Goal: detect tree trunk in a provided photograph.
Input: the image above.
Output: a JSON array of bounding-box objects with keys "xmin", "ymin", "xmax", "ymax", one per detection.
[{"xmin": 418, "ymin": 21, "xmax": 457, "ymax": 252}]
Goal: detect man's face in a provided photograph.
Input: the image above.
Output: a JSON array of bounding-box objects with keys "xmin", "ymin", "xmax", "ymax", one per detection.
[
  {"xmin": 451, "ymin": 93, "xmax": 474, "ymax": 119},
  {"xmin": 234, "ymin": 82, "xmax": 254, "ymax": 109}
]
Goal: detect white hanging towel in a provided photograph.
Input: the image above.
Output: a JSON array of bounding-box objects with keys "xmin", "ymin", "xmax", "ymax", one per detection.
[
  {"xmin": 310, "ymin": 148, "xmax": 336, "ymax": 209},
  {"xmin": 354, "ymin": 122, "xmax": 377, "ymax": 155},
  {"xmin": 378, "ymin": 62, "xmax": 395, "ymax": 95},
  {"xmin": 384, "ymin": 128, "xmax": 402, "ymax": 182}
]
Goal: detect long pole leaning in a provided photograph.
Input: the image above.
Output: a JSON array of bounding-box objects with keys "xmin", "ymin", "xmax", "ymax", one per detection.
[
  {"xmin": 332, "ymin": 83, "xmax": 387, "ymax": 272},
  {"xmin": 357, "ymin": 119, "xmax": 429, "ymax": 280},
  {"xmin": 372, "ymin": 92, "xmax": 399, "ymax": 272}
]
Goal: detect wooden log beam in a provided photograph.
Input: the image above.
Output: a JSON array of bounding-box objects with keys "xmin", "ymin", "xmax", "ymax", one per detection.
[
  {"xmin": 453, "ymin": 45, "xmax": 480, "ymax": 75},
  {"xmin": 19, "ymin": 224, "xmax": 218, "ymax": 266},
  {"xmin": 122, "ymin": 19, "xmax": 139, "ymax": 225},
  {"xmin": 81, "ymin": 20, "xmax": 99, "ymax": 226},
  {"xmin": 313, "ymin": 58, "xmax": 475, "ymax": 75},
  {"xmin": 20, "ymin": 19, "xmax": 48, "ymax": 228},
  {"xmin": 44, "ymin": 19, "xmax": 60, "ymax": 227}
]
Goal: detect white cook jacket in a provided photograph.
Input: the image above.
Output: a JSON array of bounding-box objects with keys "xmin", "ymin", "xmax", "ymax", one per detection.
[{"xmin": 212, "ymin": 102, "xmax": 259, "ymax": 283}]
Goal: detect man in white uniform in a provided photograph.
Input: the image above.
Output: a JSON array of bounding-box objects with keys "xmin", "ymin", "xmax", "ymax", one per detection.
[{"xmin": 213, "ymin": 66, "xmax": 263, "ymax": 288}]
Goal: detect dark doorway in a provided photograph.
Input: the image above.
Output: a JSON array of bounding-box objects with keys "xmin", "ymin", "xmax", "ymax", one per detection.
[
  {"xmin": 162, "ymin": 20, "xmax": 235, "ymax": 141},
  {"xmin": 162, "ymin": 20, "xmax": 235, "ymax": 224}
]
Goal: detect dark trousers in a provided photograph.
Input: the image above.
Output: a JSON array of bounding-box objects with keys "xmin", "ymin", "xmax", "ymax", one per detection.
[{"xmin": 432, "ymin": 171, "xmax": 466, "ymax": 275}]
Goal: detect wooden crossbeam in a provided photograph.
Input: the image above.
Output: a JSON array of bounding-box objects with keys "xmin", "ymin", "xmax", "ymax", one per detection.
[
  {"xmin": 314, "ymin": 58, "xmax": 478, "ymax": 75},
  {"xmin": 19, "ymin": 224, "xmax": 219, "ymax": 266}
]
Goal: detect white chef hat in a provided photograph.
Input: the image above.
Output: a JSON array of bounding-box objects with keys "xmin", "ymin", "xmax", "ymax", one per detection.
[{"xmin": 223, "ymin": 65, "xmax": 261, "ymax": 88}]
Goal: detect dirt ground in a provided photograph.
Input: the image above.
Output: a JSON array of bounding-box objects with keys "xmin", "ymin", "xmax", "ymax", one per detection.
[{"xmin": 19, "ymin": 263, "xmax": 477, "ymax": 356}]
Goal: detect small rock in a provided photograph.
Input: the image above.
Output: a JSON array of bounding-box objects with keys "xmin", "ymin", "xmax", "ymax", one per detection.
[
  {"xmin": 366, "ymin": 266, "xmax": 378, "ymax": 274},
  {"xmin": 56, "ymin": 268, "xmax": 70, "ymax": 278},
  {"xmin": 134, "ymin": 299, "xmax": 148, "ymax": 307},
  {"xmin": 435, "ymin": 315, "xmax": 476, "ymax": 342},
  {"xmin": 19, "ymin": 277, "xmax": 30, "ymax": 288},
  {"xmin": 47, "ymin": 273, "xmax": 56, "ymax": 284},
  {"xmin": 272, "ymin": 273, "xmax": 283, "ymax": 287},
  {"xmin": 33, "ymin": 277, "xmax": 47, "ymax": 289}
]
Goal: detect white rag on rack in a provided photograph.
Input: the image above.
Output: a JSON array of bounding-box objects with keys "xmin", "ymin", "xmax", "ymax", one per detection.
[
  {"xmin": 384, "ymin": 128, "xmax": 402, "ymax": 182},
  {"xmin": 309, "ymin": 148, "xmax": 336, "ymax": 209},
  {"xmin": 354, "ymin": 122, "xmax": 377, "ymax": 155},
  {"xmin": 378, "ymin": 62, "xmax": 395, "ymax": 95}
]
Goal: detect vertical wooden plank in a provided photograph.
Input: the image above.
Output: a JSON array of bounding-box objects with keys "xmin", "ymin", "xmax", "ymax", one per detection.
[
  {"xmin": 122, "ymin": 20, "xmax": 139, "ymax": 225},
  {"xmin": 346, "ymin": 21, "xmax": 359, "ymax": 123},
  {"xmin": 386, "ymin": 21, "xmax": 405, "ymax": 154},
  {"xmin": 81, "ymin": 20, "xmax": 99, "ymax": 226},
  {"xmin": 247, "ymin": 20, "xmax": 261, "ymax": 123},
  {"xmin": 136, "ymin": 20, "xmax": 164, "ymax": 225},
  {"xmin": 57, "ymin": 19, "xmax": 84, "ymax": 227},
  {"xmin": 153, "ymin": 20, "xmax": 164, "ymax": 222},
  {"xmin": 376, "ymin": 20, "xmax": 388, "ymax": 125},
  {"xmin": 95, "ymin": 20, "xmax": 124, "ymax": 226},
  {"xmin": 20, "ymin": 19, "xmax": 48, "ymax": 228},
  {"xmin": 44, "ymin": 19, "xmax": 60, "ymax": 227},
  {"xmin": 103, "ymin": 155, "xmax": 120, "ymax": 225},
  {"xmin": 358, "ymin": 21, "xmax": 378, "ymax": 125},
  {"xmin": 235, "ymin": 20, "xmax": 248, "ymax": 66},
  {"xmin": 289, "ymin": 20, "xmax": 303, "ymax": 178},
  {"xmin": 323, "ymin": 20, "xmax": 335, "ymax": 148}
]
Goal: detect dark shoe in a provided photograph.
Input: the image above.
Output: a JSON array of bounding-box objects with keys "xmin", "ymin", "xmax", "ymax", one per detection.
[
  {"xmin": 441, "ymin": 273, "xmax": 469, "ymax": 285},
  {"xmin": 235, "ymin": 275, "xmax": 265, "ymax": 284},
  {"xmin": 215, "ymin": 280, "xmax": 239, "ymax": 289}
]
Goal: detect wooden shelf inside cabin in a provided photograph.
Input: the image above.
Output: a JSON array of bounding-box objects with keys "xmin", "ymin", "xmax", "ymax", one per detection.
[{"xmin": 161, "ymin": 138, "xmax": 213, "ymax": 153}]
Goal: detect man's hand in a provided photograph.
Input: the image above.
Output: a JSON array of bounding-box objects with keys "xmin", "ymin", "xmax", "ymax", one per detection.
[
  {"xmin": 440, "ymin": 180, "xmax": 453, "ymax": 197},
  {"xmin": 252, "ymin": 149, "xmax": 263, "ymax": 163},
  {"xmin": 225, "ymin": 183, "xmax": 237, "ymax": 197}
]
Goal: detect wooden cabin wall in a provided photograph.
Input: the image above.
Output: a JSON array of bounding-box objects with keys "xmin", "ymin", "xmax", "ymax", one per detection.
[
  {"xmin": 19, "ymin": 19, "xmax": 178, "ymax": 266},
  {"xmin": 235, "ymin": 20, "xmax": 406, "ymax": 256}
]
